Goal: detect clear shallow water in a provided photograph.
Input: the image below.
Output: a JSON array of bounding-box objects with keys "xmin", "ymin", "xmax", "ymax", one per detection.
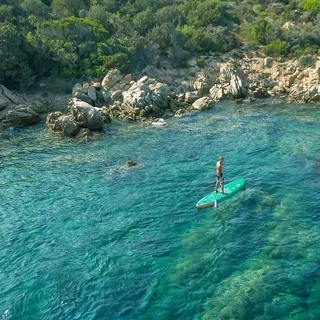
[{"xmin": 0, "ymin": 100, "xmax": 319, "ymax": 320}]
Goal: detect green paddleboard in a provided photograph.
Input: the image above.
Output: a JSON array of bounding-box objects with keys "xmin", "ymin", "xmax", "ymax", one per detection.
[{"xmin": 196, "ymin": 178, "xmax": 246, "ymax": 209}]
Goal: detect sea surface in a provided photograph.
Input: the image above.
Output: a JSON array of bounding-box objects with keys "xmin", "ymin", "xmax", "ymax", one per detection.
[{"xmin": 0, "ymin": 100, "xmax": 319, "ymax": 320}]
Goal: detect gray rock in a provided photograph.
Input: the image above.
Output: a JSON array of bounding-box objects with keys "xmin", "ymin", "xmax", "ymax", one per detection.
[
  {"xmin": 264, "ymin": 58, "xmax": 273, "ymax": 68},
  {"xmin": 52, "ymin": 115, "xmax": 80, "ymax": 136},
  {"xmin": 76, "ymin": 128, "xmax": 90, "ymax": 139},
  {"xmin": 88, "ymin": 86, "xmax": 97, "ymax": 102},
  {"xmin": 124, "ymin": 161, "xmax": 138, "ymax": 168},
  {"xmin": 74, "ymin": 92, "xmax": 92, "ymax": 104},
  {"xmin": 124, "ymin": 74, "xmax": 133, "ymax": 82},
  {"xmin": 72, "ymin": 83, "xmax": 83, "ymax": 96},
  {"xmin": 99, "ymin": 108, "xmax": 112, "ymax": 124},
  {"xmin": 185, "ymin": 91, "xmax": 200, "ymax": 104},
  {"xmin": 2, "ymin": 105, "xmax": 41, "ymax": 126},
  {"xmin": 192, "ymin": 97, "xmax": 215, "ymax": 111},
  {"xmin": 175, "ymin": 109, "xmax": 187, "ymax": 116},
  {"xmin": 122, "ymin": 80, "xmax": 169, "ymax": 112},
  {"xmin": 102, "ymin": 69, "xmax": 123, "ymax": 90},
  {"xmin": 100, "ymin": 90, "xmax": 111, "ymax": 105},
  {"xmin": 0, "ymin": 84, "xmax": 22, "ymax": 104},
  {"xmin": 111, "ymin": 90, "xmax": 123, "ymax": 103},
  {"xmin": 46, "ymin": 111, "xmax": 64, "ymax": 125},
  {"xmin": 253, "ymin": 87, "xmax": 270, "ymax": 99},
  {"xmin": 70, "ymin": 100, "xmax": 104, "ymax": 130},
  {"xmin": 210, "ymin": 85, "xmax": 226, "ymax": 101}
]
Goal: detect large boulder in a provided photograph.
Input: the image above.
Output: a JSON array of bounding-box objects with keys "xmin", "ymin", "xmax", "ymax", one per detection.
[
  {"xmin": 185, "ymin": 91, "xmax": 201, "ymax": 104},
  {"xmin": 1, "ymin": 105, "xmax": 41, "ymax": 126},
  {"xmin": 102, "ymin": 69, "xmax": 123, "ymax": 90},
  {"xmin": 193, "ymin": 74, "xmax": 211, "ymax": 95},
  {"xmin": 0, "ymin": 84, "xmax": 23, "ymax": 106},
  {"xmin": 51, "ymin": 115, "xmax": 80, "ymax": 136},
  {"xmin": 210, "ymin": 85, "xmax": 227, "ymax": 101},
  {"xmin": 192, "ymin": 97, "xmax": 215, "ymax": 111},
  {"xmin": 88, "ymin": 86, "xmax": 97, "ymax": 102},
  {"xmin": 289, "ymin": 84, "xmax": 320, "ymax": 103},
  {"xmin": 122, "ymin": 77, "xmax": 169, "ymax": 113},
  {"xmin": 69, "ymin": 100, "xmax": 104, "ymax": 130},
  {"xmin": 287, "ymin": 65, "xmax": 320, "ymax": 102},
  {"xmin": 219, "ymin": 65, "xmax": 248, "ymax": 98}
]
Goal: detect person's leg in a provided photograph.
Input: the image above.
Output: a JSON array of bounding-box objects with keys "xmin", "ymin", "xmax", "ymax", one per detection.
[
  {"xmin": 215, "ymin": 180, "xmax": 219, "ymax": 193},
  {"xmin": 221, "ymin": 175, "xmax": 226, "ymax": 194},
  {"xmin": 221, "ymin": 182, "xmax": 226, "ymax": 194}
]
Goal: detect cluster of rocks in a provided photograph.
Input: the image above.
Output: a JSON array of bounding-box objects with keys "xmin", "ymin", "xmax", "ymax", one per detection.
[
  {"xmin": 46, "ymin": 99, "xmax": 111, "ymax": 137},
  {"xmin": 2, "ymin": 51, "xmax": 320, "ymax": 137},
  {"xmin": 0, "ymin": 84, "xmax": 41, "ymax": 128},
  {"xmin": 0, "ymin": 84, "xmax": 69, "ymax": 131},
  {"xmin": 45, "ymin": 69, "xmax": 217, "ymax": 136}
]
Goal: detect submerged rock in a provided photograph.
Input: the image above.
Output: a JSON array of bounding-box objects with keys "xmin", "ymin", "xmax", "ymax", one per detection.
[{"xmin": 124, "ymin": 161, "xmax": 139, "ymax": 168}]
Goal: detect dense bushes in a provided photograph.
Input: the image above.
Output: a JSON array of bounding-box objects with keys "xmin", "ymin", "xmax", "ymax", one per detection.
[
  {"xmin": 264, "ymin": 40, "xmax": 290, "ymax": 57},
  {"xmin": 1, "ymin": 0, "xmax": 320, "ymax": 88}
]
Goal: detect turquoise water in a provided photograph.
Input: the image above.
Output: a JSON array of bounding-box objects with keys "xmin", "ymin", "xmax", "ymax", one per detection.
[{"xmin": 0, "ymin": 100, "xmax": 319, "ymax": 320}]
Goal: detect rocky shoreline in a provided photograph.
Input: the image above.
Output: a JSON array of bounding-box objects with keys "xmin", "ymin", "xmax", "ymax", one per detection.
[{"xmin": 1, "ymin": 51, "xmax": 320, "ymax": 137}]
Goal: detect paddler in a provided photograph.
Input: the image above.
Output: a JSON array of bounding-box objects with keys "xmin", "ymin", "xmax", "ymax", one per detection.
[{"xmin": 215, "ymin": 156, "xmax": 226, "ymax": 194}]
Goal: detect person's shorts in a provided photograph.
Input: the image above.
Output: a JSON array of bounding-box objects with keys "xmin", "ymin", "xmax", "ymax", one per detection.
[{"xmin": 216, "ymin": 174, "xmax": 224, "ymax": 183}]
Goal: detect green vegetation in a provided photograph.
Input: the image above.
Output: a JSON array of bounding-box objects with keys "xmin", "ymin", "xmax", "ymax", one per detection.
[{"xmin": 1, "ymin": 0, "xmax": 320, "ymax": 88}]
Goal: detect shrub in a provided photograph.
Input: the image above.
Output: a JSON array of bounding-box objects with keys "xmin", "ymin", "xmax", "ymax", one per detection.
[
  {"xmin": 155, "ymin": 5, "xmax": 186, "ymax": 27},
  {"xmin": 147, "ymin": 23, "xmax": 186, "ymax": 55},
  {"xmin": 0, "ymin": 5, "xmax": 13, "ymax": 22},
  {"xmin": 241, "ymin": 18, "xmax": 271, "ymax": 44},
  {"xmin": 180, "ymin": 25, "xmax": 239, "ymax": 53},
  {"xmin": 187, "ymin": 0, "xmax": 224, "ymax": 28},
  {"xmin": 101, "ymin": 52, "xmax": 133, "ymax": 74},
  {"xmin": 133, "ymin": 8, "xmax": 155, "ymax": 35},
  {"xmin": 196, "ymin": 56, "xmax": 206, "ymax": 67},
  {"xmin": 264, "ymin": 40, "xmax": 290, "ymax": 57},
  {"xmin": 301, "ymin": 0, "xmax": 320, "ymax": 12},
  {"xmin": 86, "ymin": 5, "xmax": 113, "ymax": 30},
  {"xmin": 28, "ymin": 18, "xmax": 110, "ymax": 78},
  {"xmin": 297, "ymin": 54, "xmax": 316, "ymax": 68}
]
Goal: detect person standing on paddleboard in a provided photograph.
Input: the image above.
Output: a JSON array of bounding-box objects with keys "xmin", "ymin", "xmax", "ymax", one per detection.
[{"xmin": 215, "ymin": 156, "xmax": 226, "ymax": 194}]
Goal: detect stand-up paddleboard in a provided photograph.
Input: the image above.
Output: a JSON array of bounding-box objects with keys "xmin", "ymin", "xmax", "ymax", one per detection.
[{"xmin": 196, "ymin": 178, "xmax": 246, "ymax": 209}]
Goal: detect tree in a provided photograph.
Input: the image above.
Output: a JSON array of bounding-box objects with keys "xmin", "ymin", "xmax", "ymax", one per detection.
[
  {"xmin": 51, "ymin": 0, "xmax": 87, "ymax": 18},
  {"xmin": 242, "ymin": 18, "xmax": 271, "ymax": 45},
  {"xmin": 0, "ymin": 22, "xmax": 33, "ymax": 87},
  {"xmin": 21, "ymin": 0, "xmax": 51, "ymax": 20},
  {"xmin": 86, "ymin": 5, "xmax": 113, "ymax": 29},
  {"xmin": 0, "ymin": 5, "xmax": 13, "ymax": 22},
  {"xmin": 29, "ymin": 17, "xmax": 109, "ymax": 77},
  {"xmin": 187, "ymin": 0, "xmax": 225, "ymax": 28},
  {"xmin": 133, "ymin": 8, "xmax": 155, "ymax": 35},
  {"xmin": 155, "ymin": 5, "xmax": 185, "ymax": 27}
]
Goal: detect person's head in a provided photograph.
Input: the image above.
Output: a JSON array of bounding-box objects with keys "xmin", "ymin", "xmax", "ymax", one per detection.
[{"xmin": 219, "ymin": 156, "xmax": 224, "ymax": 163}]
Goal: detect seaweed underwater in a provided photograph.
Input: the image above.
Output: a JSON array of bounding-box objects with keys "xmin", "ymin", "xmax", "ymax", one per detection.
[{"xmin": 201, "ymin": 196, "xmax": 320, "ymax": 320}]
